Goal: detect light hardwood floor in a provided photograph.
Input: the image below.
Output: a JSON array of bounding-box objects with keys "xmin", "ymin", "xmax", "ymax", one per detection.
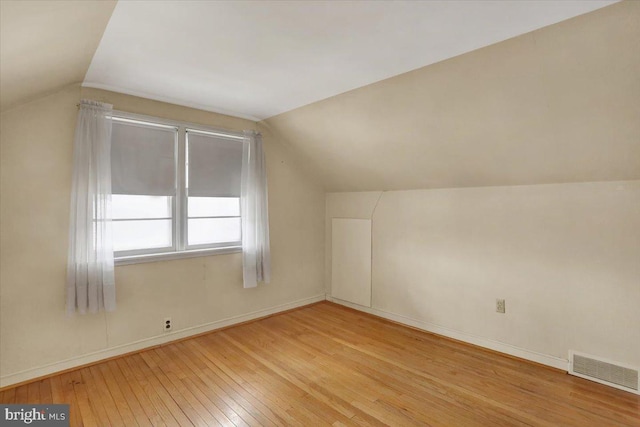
[{"xmin": 1, "ymin": 301, "xmax": 638, "ymax": 426}]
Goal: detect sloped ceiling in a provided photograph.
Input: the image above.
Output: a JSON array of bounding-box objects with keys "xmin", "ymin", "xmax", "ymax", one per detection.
[
  {"xmin": 2, "ymin": 1, "xmax": 636, "ymax": 191},
  {"xmin": 0, "ymin": 0, "xmax": 116, "ymax": 111},
  {"xmin": 264, "ymin": 1, "xmax": 640, "ymax": 192},
  {"xmin": 84, "ymin": 0, "xmax": 616, "ymax": 120}
]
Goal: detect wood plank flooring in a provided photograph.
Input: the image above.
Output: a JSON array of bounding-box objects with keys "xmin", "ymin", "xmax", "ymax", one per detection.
[{"xmin": 2, "ymin": 301, "xmax": 638, "ymax": 426}]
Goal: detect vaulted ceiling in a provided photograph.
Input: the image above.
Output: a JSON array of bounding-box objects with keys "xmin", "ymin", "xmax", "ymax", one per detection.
[
  {"xmin": 4, "ymin": 1, "xmax": 616, "ymax": 118},
  {"xmin": 1, "ymin": 1, "xmax": 637, "ymax": 191},
  {"xmin": 84, "ymin": 0, "xmax": 615, "ymax": 120},
  {"xmin": 265, "ymin": 1, "xmax": 640, "ymax": 191}
]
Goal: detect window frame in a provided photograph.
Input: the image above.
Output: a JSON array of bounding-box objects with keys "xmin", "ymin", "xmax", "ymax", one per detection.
[{"xmin": 111, "ymin": 110, "xmax": 244, "ymax": 265}]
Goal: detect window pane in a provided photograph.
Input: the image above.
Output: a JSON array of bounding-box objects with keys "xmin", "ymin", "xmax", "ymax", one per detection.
[
  {"xmin": 188, "ymin": 197, "xmax": 240, "ymax": 217},
  {"xmin": 113, "ymin": 219, "xmax": 172, "ymax": 252},
  {"xmin": 112, "ymin": 195, "xmax": 172, "ymax": 219},
  {"xmin": 188, "ymin": 218, "xmax": 240, "ymax": 246}
]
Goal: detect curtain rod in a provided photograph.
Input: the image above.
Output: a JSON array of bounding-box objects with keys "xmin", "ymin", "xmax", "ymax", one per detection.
[{"xmin": 76, "ymin": 103, "xmax": 260, "ymax": 137}]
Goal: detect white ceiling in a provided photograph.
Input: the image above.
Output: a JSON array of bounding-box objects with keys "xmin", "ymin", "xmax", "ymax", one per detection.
[{"xmin": 85, "ymin": 1, "xmax": 617, "ymax": 120}]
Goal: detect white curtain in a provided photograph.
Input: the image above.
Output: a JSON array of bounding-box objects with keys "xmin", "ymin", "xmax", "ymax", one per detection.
[
  {"xmin": 66, "ymin": 100, "xmax": 116, "ymax": 314},
  {"xmin": 240, "ymin": 131, "xmax": 271, "ymax": 288}
]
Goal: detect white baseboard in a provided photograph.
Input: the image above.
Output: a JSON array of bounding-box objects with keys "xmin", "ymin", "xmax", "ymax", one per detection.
[
  {"xmin": 0, "ymin": 294, "xmax": 326, "ymax": 388},
  {"xmin": 326, "ymin": 295, "xmax": 569, "ymax": 371}
]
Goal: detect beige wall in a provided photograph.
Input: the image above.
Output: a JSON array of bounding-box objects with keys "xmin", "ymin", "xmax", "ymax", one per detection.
[
  {"xmin": 283, "ymin": 2, "xmax": 640, "ymax": 371},
  {"xmin": 0, "ymin": 85, "xmax": 325, "ymax": 386},
  {"xmin": 327, "ymin": 181, "xmax": 640, "ymax": 368}
]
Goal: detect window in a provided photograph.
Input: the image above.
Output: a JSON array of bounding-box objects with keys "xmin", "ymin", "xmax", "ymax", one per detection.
[
  {"xmin": 110, "ymin": 113, "xmax": 243, "ymax": 263},
  {"xmin": 186, "ymin": 130, "xmax": 242, "ymax": 248}
]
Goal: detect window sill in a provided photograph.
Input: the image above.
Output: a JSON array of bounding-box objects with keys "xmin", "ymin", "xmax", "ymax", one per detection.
[{"xmin": 115, "ymin": 246, "xmax": 242, "ymax": 266}]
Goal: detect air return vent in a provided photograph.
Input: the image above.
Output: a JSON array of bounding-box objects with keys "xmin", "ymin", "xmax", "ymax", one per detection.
[{"xmin": 569, "ymin": 351, "xmax": 639, "ymax": 395}]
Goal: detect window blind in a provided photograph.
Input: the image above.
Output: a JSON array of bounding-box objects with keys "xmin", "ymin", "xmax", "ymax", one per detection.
[
  {"xmin": 111, "ymin": 121, "xmax": 177, "ymax": 196},
  {"xmin": 187, "ymin": 131, "xmax": 242, "ymax": 197}
]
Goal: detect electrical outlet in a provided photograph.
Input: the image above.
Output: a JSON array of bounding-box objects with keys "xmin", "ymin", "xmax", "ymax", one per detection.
[
  {"xmin": 163, "ymin": 317, "xmax": 172, "ymax": 332},
  {"xmin": 496, "ymin": 299, "xmax": 506, "ymax": 314}
]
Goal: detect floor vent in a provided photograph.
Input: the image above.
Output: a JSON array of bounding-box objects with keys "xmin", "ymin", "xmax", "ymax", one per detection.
[{"xmin": 569, "ymin": 351, "xmax": 639, "ymax": 395}]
